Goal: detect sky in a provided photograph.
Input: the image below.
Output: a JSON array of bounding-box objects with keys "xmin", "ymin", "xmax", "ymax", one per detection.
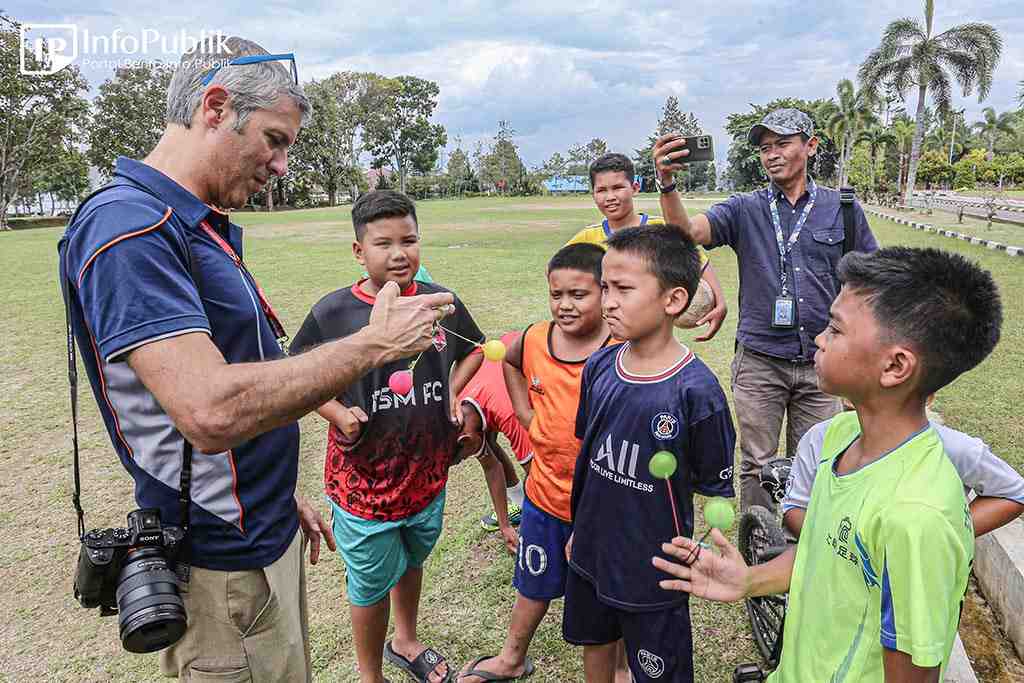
[{"xmin": 10, "ymin": 1, "xmax": 1024, "ymax": 169}]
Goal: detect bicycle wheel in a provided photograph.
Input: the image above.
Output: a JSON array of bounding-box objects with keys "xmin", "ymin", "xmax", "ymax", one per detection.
[{"xmin": 738, "ymin": 505, "xmax": 787, "ymax": 666}]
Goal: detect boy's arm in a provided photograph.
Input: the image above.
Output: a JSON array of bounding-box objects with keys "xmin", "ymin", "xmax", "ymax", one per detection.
[
  {"xmin": 502, "ymin": 332, "xmax": 534, "ymax": 430},
  {"xmin": 653, "ymin": 530, "xmax": 795, "ymax": 600},
  {"xmin": 477, "ymin": 448, "xmax": 518, "ymax": 555},
  {"xmin": 688, "ymin": 407, "xmax": 736, "ymax": 499},
  {"xmin": 446, "ymin": 294, "xmax": 487, "ymax": 424},
  {"xmin": 970, "ymin": 496, "xmax": 1024, "ymax": 537},
  {"xmin": 882, "ymin": 650, "xmax": 940, "ymax": 683},
  {"xmin": 694, "ymin": 261, "xmax": 727, "ymax": 342},
  {"xmin": 451, "ymin": 352, "xmax": 483, "ymax": 396},
  {"xmin": 449, "ymin": 352, "xmax": 484, "ymax": 424},
  {"xmin": 316, "ymin": 400, "xmax": 367, "ymax": 444},
  {"xmin": 939, "ymin": 425, "xmax": 1024, "ymax": 535},
  {"xmin": 781, "ymin": 425, "xmax": 827, "ymax": 538}
]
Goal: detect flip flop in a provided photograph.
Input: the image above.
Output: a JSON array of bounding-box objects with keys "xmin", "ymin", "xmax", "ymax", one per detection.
[
  {"xmin": 459, "ymin": 656, "xmax": 535, "ymax": 681},
  {"xmin": 384, "ymin": 641, "xmax": 454, "ymax": 683}
]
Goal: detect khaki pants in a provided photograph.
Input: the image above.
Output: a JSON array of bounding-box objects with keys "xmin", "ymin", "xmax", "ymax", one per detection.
[
  {"xmin": 160, "ymin": 529, "xmax": 310, "ymax": 682},
  {"xmin": 731, "ymin": 344, "xmax": 840, "ymax": 513}
]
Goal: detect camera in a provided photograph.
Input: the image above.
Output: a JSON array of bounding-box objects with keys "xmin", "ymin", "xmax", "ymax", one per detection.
[{"xmin": 74, "ymin": 508, "xmax": 188, "ymax": 653}]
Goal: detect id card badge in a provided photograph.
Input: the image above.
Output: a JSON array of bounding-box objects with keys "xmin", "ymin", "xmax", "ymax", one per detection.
[{"xmin": 771, "ymin": 296, "xmax": 796, "ymax": 329}]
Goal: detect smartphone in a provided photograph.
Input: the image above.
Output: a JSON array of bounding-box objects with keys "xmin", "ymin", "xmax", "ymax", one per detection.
[{"xmin": 664, "ymin": 134, "xmax": 715, "ymax": 164}]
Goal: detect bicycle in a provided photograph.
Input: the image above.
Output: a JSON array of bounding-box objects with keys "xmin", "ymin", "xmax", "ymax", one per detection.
[{"xmin": 732, "ymin": 458, "xmax": 793, "ymax": 683}]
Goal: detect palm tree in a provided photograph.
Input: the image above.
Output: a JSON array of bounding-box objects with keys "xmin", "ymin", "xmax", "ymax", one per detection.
[
  {"xmin": 1018, "ymin": 80, "xmax": 1024, "ymax": 109},
  {"xmin": 972, "ymin": 107, "xmax": 1016, "ymax": 159},
  {"xmin": 891, "ymin": 116, "xmax": 916, "ymax": 194},
  {"xmin": 859, "ymin": 0, "xmax": 1002, "ymax": 204},
  {"xmin": 827, "ymin": 79, "xmax": 877, "ymax": 187},
  {"xmin": 855, "ymin": 124, "xmax": 898, "ymax": 196}
]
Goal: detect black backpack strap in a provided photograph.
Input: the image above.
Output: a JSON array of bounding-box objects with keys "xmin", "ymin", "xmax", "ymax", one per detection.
[{"xmin": 839, "ymin": 187, "xmax": 856, "ymax": 255}]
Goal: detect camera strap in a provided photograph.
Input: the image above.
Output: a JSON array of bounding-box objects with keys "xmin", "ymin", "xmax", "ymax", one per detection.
[
  {"xmin": 59, "ymin": 246, "xmax": 87, "ymax": 540},
  {"xmin": 60, "ymin": 182, "xmax": 195, "ymax": 543}
]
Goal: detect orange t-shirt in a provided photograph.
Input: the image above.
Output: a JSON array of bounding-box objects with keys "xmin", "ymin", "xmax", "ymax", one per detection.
[{"xmin": 521, "ymin": 321, "xmax": 616, "ymax": 521}]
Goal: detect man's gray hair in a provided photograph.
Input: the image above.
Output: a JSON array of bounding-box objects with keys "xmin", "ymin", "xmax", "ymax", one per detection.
[{"xmin": 166, "ymin": 36, "xmax": 312, "ymax": 132}]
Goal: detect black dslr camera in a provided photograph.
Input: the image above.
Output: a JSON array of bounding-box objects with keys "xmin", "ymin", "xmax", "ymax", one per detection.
[{"xmin": 74, "ymin": 508, "xmax": 188, "ymax": 653}]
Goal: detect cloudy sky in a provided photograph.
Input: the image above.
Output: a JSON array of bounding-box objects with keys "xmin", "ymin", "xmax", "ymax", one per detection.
[{"xmin": 12, "ymin": 1, "xmax": 1023, "ymax": 168}]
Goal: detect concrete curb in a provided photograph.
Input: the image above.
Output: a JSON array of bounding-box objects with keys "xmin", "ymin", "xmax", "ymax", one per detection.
[
  {"xmin": 974, "ymin": 517, "xmax": 1024, "ymax": 662},
  {"xmin": 946, "ymin": 635, "xmax": 979, "ymax": 683},
  {"xmin": 865, "ymin": 208, "xmax": 1024, "ymax": 258}
]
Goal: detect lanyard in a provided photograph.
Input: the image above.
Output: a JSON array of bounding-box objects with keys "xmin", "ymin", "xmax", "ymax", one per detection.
[
  {"xmin": 199, "ymin": 220, "xmax": 288, "ymax": 346},
  {"xmin": 769, "ymin": 179, "xmax": 817, "ymax": 296}
]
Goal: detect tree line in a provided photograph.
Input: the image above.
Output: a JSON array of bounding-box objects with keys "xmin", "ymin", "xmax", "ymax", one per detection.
[{"xmin": 3, "ymin": 2, "xmax": 1021, "ymax": 228}]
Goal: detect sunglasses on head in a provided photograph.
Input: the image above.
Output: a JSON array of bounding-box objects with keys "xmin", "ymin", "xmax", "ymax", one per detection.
[{"xmin": 199, "ymin": 52, "xmax": 298, "ymax": 87}]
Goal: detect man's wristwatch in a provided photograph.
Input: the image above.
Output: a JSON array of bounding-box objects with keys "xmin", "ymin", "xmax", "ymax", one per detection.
[{"xmin": 655, "ymin": 175, "xmax": 677, "ymax": 194}]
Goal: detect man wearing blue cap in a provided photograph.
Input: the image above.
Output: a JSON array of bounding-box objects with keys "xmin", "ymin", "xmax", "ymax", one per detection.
[{"xmin": 653, "ymin": 108, "xmax": 878, "ymax": 514}]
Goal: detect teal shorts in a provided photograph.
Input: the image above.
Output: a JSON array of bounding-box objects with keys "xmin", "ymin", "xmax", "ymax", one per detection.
[{"xmin": 329, "ymin": 490, "xmax": 446, "ymax": 607}]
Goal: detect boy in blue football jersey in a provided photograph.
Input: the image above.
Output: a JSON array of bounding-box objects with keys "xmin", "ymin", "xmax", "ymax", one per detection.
[{"xmin": 565, "ymin": 225, "xmax": 737, "ymax": 683}]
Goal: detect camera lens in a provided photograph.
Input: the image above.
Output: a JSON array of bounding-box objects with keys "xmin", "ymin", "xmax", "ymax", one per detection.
[{"xmin": 115, "ymin": 547, "xmax": 187, "ymax": 653}]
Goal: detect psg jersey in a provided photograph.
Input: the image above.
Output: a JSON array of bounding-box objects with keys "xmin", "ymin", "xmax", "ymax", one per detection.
[{"xmin": 569, "ymin": 342, "xmax": 736, "ymax": 611}]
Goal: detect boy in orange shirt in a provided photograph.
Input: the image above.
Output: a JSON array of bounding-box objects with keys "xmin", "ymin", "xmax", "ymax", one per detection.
[{"xmin": 459, "ymin": 243, "xmax": 615, "ymax": 682}]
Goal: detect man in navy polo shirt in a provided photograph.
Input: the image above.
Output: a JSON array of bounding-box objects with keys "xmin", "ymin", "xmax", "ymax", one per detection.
[
  {"xmin": 652, "ymin": 108, "xmax": 878, "ymax": 514},
  {"xmin": 58, "ymin": 37, "xmax": 454, "ymax": 681}
]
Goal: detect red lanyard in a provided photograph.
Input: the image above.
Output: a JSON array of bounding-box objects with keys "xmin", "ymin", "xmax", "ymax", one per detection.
[{"xmin": 199, "ymin": 220, "xmax": 288, "ymax": 344}]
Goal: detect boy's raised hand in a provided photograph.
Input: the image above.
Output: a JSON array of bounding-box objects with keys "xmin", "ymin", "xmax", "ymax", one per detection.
[{"xmin": 652, "ymin": 529, "xmax": 749, "ymax": 603}]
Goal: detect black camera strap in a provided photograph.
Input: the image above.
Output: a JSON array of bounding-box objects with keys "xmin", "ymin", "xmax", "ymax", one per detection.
[
  {"xmin": 59, "ymin": 249, "xmax": 87, "ymax": 540},
  {"xmin": 60, "ymin": 183, "xmax": 194, "ymax": 542}
]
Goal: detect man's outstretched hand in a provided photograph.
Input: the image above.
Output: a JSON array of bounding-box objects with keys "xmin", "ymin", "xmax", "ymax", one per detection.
[{"xmin": 367, "ymin": 281, "xmax": 455, "ymax": 364}]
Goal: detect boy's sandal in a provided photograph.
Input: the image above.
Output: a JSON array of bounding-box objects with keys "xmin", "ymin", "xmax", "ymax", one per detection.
[
  {"xmin": 460, "ymin": 656, "xmax": 535, "ymax": 681},
  {"xmin": 385, "ymin": 641, "xmax": 455, "ymax": 683}
]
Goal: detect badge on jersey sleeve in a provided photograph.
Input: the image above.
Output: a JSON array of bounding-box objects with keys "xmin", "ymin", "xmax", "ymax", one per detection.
[{"xmin": 651, "ymin": 413, "xmax": 679, "ymax": 440}]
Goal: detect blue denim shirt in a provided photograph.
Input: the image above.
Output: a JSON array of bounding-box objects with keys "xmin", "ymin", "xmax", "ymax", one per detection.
[{"xmin": 706, "ymin": 182, "xmax": 878, "ymax": 361}]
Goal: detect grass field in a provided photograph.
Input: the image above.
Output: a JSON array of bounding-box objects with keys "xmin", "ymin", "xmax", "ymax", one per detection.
[{"xmin": 1, "ymin": 194, "xmax": 1021, "ymax": 681}]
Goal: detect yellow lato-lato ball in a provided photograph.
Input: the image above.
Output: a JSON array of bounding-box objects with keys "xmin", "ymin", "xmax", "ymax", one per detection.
[{"xmin": 482, "ymin": 339, "xmax": 507, "ymax": 362}]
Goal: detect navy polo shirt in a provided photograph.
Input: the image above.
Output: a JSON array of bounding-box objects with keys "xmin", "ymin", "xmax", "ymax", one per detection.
[
  {"xmin": 705, "ymin": 182, "xmax": 877, "ymax": 361},
  {"xmin": 58, "ymin": 157, "xmax": 299, "ymax": 571}
]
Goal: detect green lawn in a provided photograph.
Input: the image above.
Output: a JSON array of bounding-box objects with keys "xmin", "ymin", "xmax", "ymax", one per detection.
[{"xmin": 1, "ymin": 194, "xmax": 1020, "ymax": 681}]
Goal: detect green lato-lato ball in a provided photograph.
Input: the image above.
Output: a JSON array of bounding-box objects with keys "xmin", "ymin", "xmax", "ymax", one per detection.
[
  {"xmin": 648, "ymin": 451, "xmax": 678, "ymax": 479},
  {"xmin": 703, "ymin": 497, "xmax": 735, "ymax": 531}
]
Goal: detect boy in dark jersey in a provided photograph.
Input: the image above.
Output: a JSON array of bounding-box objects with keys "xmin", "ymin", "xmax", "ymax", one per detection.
[
  {"xmin": 460, "ymin": 243, "xmax": 615, "ymax": 683},
  {"xmin": 565, "ymin": 225, "xmax": 736, "ymax": 683},
  {"xmin": 290, "ymin": 190, "xmax": 484, "ymax": 683}
]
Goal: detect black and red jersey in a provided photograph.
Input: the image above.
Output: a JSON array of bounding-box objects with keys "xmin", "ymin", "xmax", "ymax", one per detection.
[{"xmin": 291, "ymin": 279, "xmax": 484, "ymax": 520}]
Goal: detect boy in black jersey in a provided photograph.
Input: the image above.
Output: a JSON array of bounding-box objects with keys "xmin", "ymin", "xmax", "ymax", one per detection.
[{"xmin": 291, "ymin": 190, "xmax": 483, "ymax": 683}]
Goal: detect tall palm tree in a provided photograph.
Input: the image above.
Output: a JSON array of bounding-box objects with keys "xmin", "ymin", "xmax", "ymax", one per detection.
[
  {"xmin": 859, "ymin": 0, "xmax": 1002, "ymax": 204},
  {"xmin": 827, "ymin": 79, "xmax": 877, "ymax": 186},
  {"xmin": 972, "ymin": 107, "xmax": 1016, "ymax": 159},
  {"xmin": 855, "ymin": 124, "xmax": 898, "ymax": 195},
  {"xmin": 891, "ymin": 116, "xmax": 916, "ymax": 193},
  {"xmin": 1018, "ymin": 80, "xmax": 1024, "ymax": 109}
]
